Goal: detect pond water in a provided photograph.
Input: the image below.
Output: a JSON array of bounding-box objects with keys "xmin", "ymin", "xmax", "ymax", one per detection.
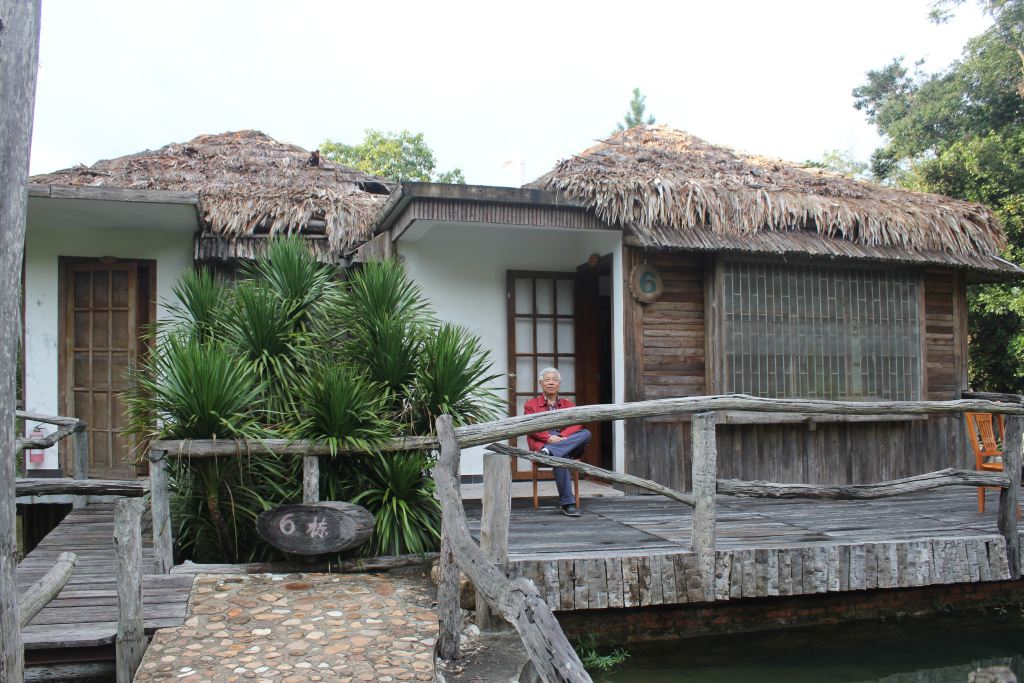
[{"xmin": 593, "ymin": 612, "xmax": 1024, "ymax": 682}]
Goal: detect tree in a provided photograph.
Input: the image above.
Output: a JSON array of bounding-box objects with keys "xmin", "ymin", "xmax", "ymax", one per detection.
[
  {"xmin": 854, "ymin": 8, "xmax": 1024, "ymax": 391},
  {"xmin": 320, "ymin": 129, "xmax": 465, "ymax": 183},
  {"xmin": 804, "ymin": 149, "xmax": 871, "ymax": 180},
  {"xmin": 616, "ymin": 88, "xmax": 656, "ymax": 131}
]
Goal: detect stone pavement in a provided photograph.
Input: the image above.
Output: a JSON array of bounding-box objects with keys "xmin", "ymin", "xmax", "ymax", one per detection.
[{"xmin": 135, "ymin": 571, "xmax": 438, "ymax": 682}]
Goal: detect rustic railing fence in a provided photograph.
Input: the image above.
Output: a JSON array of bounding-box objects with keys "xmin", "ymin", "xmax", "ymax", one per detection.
[
  {"xmin": 145, "ymin": 394, "xmax": 1024, "ymax": 683},
  {"xmin": 9, "ymin": 411, "xmax": 150, "ymax": 682}
]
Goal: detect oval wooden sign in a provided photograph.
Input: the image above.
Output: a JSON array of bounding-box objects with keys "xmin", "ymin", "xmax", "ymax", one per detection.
[
  {"xmin": 628, "ymin": 263, "xmax": 663, "ymax": 303},
  {"xmin": 256, "ymin": 502, "xmax": 374, "ymax": 555}
]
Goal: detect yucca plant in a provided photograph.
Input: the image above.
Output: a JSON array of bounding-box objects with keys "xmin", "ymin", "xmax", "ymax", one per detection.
[
  {"xmin": 220, "ymin": 280, "xmax": 305, "ymax": 419},
  {"xmin": 242, "ymin": 236, "xmax": 338, "ymax": 325},
  {"xmin": 292, "ymin": 362, "xmax": 395, "ymax": 454},
  {"xmin": 126, "ymin": 333, "xmax": 267, "ymax": 441},
  {"xmin": 351, "ymin": 451, "xmax": 441, "ymax": 556},
  {"xmin": 414, "ymin": 322, "xmax": 502, "ymax": 428},
  {"xmin": 163, "ymin": 267, "xmax": 226, "ymax": 340}
]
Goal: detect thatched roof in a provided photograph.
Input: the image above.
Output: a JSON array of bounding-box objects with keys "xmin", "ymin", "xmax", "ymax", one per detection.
[
  {"xmin": 31, "ymin": 130, "xmax": 392, "ymax": 255},
  {"xmin": 531, "ymin": 126, "xmax": 1011, "ymax": 268}
]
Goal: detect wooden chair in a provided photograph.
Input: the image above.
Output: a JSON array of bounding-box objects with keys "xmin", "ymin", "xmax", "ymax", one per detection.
[
  {"xmin": 965, "ymin": 412, "xmax": 1008, "ymax": 514},
  {"xmin": 531, "ymin": 461, "xmax": 580, "ymax": 510}
]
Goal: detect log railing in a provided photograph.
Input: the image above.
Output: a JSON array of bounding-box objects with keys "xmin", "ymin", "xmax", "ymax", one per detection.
[
  {"xmin": 147, "ymin": 395, "xmax": 1024, "ymax": 683},
  {"xmin": 16, "ymin": 410, "xmax": 89, "ymax": 508}
]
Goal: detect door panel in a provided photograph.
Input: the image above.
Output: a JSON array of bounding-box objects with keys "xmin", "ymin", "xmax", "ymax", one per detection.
[
  {"xmin": 507, "ymin": 271, "xmax": 578, "ymax": 480},
  {"xmin": 63, "ymin": 261, "xmax": 139, "ymax": 479}
]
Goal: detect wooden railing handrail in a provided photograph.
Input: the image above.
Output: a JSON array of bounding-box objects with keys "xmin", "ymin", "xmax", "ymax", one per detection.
[
  {"xmin": 149, "ymin": 394, "xmax": 1024, "ymax": 458},
  {"xmin": 716, "ymin": 469, "xmax": 1011, "ymax": 500},
  {"xmin": 15, "ymin": 479, "xmax": 148, "ymax": 498}
]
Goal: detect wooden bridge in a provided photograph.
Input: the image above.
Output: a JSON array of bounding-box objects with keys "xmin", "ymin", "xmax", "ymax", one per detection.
[{"xmin": 18, "ymin": 502, "xmax": 194, "ymax": 681}]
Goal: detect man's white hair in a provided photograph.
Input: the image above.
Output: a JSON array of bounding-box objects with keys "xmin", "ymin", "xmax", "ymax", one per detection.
[{"xmin": 538, "ymin": 367, "xmax": 561, "ymax": 382}]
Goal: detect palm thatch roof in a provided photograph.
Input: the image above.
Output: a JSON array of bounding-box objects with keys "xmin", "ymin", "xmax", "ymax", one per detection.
[
  {"xmin": 531, "ymin": 126, "xmax": 1014, "ymax": 272},
  {"xmin": 31, "ymin": 130, "xmax": 392, "ymax": 258}
]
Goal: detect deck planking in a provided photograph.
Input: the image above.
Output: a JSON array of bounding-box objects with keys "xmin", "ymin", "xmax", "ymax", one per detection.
[
  {"xmin": 17, "ymin": 503, "xmax": 194, "ymax": 656},
  {"xmin": 466, "ymin": 488, "xmax": 1024, "ymax": 611}
]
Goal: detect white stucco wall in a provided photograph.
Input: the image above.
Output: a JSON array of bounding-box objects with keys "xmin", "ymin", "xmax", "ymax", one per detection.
[
  {"xmin": 22, "ymin": 222, "xmax": 193, "ymax": 470},
  {"xmin": 397, "ymin": 221, "xmax": 624, "ymax": 477}
]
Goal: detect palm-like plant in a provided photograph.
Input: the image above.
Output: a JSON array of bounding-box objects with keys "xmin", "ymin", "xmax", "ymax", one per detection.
[
  {"xmin": 127, "ymin": 333, "xmax": 267, "ymax": 442},
  {"xmin": 136, "ymin": 242, "xmax": 501, "ymax": 562},
  {"xmin": 414, "ymin": 322, "xmax": 502, "ymax": 427},
  {"xmin": 293, "ymin": 363, "xmax": 395, "ymax": 454},
  {"xmin": 164, "ymin": 267, "xmax": 226, "ymax": 339},
  {"xmin": 242, "ymin": 236, "xmax": 337, "ymax": 325},
  {"xmin": 351, "ymin": 451, "xmax": 441, "ymax": 556}
]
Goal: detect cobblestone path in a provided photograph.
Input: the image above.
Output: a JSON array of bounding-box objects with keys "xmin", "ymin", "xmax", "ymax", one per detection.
[{"xmin": 135, "ymin": 572, "xmax": 438, "ymax": 682}]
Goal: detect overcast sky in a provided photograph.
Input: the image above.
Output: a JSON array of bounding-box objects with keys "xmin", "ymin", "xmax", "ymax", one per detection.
[{"xmin": 29, "ymin": 0, "xmax": 990, "ymax": 187}]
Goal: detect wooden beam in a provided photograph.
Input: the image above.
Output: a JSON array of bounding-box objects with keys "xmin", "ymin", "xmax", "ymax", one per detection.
[
  {"xmin": 485, "ymin": 443, "xmax": 695, "ymax": 507},
  {"xmin": 71, "ymin": 427, "xmax": 89, "ymax": 509},
  {"xmin": 18, "ymin": 551, "xmax": 76, "ymax": 628},
  {"xmin": 717, "ymin": 469, "xmax": 1010, "ymax": 500},
  {"xmin": 999, "ymin": 416, "xmax": 1022, "ymax": 579},
  {"xmin": 690, "ymin": 412, "xmax": 717, "ymax": 602},
  {"xmin": 434, "ymin": 416, "xmax": 591, "ymax": 682},
  {"xmin": 171, "ymin": 553, "xmax": 437, "ymax": 575},
  {"xmin": 0, "ymin": 1, "xmax": 42, "ymax": 679},
  {"xmin": 15, "ymin": 478, "xmax": 148, "ymax": 497},
  {"xmin": 477, "ymin": 451, "xmax": 511, "ymax": 631},
  {"xmin": 149, "ymin": 450, "xmax": 174, "ymax": 574},
  {"xmin": 114, "ymin": 498, "xmax": 146, "ymax": 683},
  {"xmin": 24, "ymin": 662, "xmax": 115, "ymax": 682}
]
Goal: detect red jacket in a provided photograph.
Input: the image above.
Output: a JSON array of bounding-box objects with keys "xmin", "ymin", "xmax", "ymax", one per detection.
[{"xmin": 523, "ymin": 395, "xmax": 582, "ymax": 451}]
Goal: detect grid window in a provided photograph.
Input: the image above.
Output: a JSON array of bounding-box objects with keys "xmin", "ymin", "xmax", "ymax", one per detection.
[{"xmin": 722, "ymin": 261, "xmax": 920, "ymax": 401}]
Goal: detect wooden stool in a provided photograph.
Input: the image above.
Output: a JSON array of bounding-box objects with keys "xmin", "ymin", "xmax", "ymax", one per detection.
[{"xmin": 531, "ymin": 461, "xmax": 580, "ymax": 510}]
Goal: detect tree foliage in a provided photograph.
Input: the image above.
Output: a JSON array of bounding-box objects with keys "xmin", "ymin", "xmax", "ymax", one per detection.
[
  {"xmin": 320, "ymin": 129, "xmax": 465, "ymax": 183},
  {"xmin": 616, "ymin": 88, "xmax": 656, "ymax": 131},
  {"xmin": 854, "ymin": 8, "xmax": 1024, "ymax": 391}
]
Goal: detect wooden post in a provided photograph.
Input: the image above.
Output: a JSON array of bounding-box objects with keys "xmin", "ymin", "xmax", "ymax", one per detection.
[
  {"xmin": 114, "ymin": 498, "xmax": 146, "ymax": 683},
  {"xmin": 477, "ymin": 451, "xmax": 511, "ymax": 631},
  {"xmin": 0, "ymin": 1, "xmax": 43, "ymax": 679},
  {"xmin": 436, "ymin": 521, "xmax": 461, "ymax": 660},
  {"xmin": 302, "ymin": 454, "xmax": 319, "ymax": 503},
  {"xmin": 999, "ymin": 415, "xmax": 1022, "ymax": 579},
  {"xmin": 690, "ymin": 412, "xmax": 718, "ymax": 601},
  {"xmin": 72, "ymin": 427, "xmax": 89, "ymax": 509},
  {"xmin": 149, "ymin": 450, "xmax": 174, "ymax": 574}
]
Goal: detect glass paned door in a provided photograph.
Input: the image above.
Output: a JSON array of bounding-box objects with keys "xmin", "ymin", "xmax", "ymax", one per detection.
[{"xmin": 507, "ymin": 271, "xmax": 577, "ymax": 479}]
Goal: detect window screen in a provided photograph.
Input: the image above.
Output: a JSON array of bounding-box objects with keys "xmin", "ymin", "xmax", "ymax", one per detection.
[{"xmin": 722, "ymin": 261, "xmax": 920, "ymax": 401}]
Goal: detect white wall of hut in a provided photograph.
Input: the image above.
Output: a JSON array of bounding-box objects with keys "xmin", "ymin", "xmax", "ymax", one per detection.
[{"xmin": 397, "ymin": 221, "xmax": 625, "ymax": 477}]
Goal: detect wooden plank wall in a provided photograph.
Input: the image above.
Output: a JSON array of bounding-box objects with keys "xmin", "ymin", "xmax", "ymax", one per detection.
[
  {"xmin": 622, "ymin": 247, "xmax": 971, "ymax": 490},
  {"xmin": 507, "ymin": 536, "xmax": 1011, "ymax": 611},
  {"xmin": 623, "ymin": 250, "xmax": 705, "ymax": 490}
]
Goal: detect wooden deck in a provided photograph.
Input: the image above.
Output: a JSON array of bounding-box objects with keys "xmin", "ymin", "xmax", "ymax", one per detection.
[
  {"xmin": 17, "ymin": 503, "xmax": 194, "ymax": 666},
  {"xmin": 466, "ymin": 488, "xmax": 1024, "ymax": 611}
]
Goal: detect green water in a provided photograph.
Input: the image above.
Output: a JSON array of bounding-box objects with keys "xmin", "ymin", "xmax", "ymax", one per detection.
[{"xmin": 593, "ymin": 612, "xmax": 1024, "ymax": 682}]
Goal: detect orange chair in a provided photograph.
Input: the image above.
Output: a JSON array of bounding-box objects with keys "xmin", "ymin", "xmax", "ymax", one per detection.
[
  {"xmin": 531, "ymin": 461, "xmax": 580, "ymax": 510},
  {"xmin": 965, "ymin": 412, "xmax": 1008, "ymax": 513}
]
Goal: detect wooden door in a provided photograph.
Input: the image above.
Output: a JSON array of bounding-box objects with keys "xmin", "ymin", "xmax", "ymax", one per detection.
[
  {"xmin": 62, "ymin": 261, "xmax": 139, "ymax": 479},
  {"xmin": 507, "ymin": 271, "xmax": 583, "ymax": 480}
]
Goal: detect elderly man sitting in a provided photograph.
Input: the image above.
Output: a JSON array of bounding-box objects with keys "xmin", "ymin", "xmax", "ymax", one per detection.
[{"xmin": 524, "ymin": 367, "xmax": 591, "ymax": 517}]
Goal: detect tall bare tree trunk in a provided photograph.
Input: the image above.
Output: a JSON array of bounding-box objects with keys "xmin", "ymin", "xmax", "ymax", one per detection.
[{"xmin": 0, "ymin": 1, "xmax": 42, "ymax": 680}]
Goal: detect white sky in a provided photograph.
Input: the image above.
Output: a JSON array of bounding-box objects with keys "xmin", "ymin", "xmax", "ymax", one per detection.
[{"xmin": 29, "ymin": 0, "xmax": 991, "ymax": 187}]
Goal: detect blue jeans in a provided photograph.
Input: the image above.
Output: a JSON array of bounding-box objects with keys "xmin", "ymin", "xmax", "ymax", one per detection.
[{"xmin": 542, "ymin": 429, "xmax": 591, "ymax": 506}]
